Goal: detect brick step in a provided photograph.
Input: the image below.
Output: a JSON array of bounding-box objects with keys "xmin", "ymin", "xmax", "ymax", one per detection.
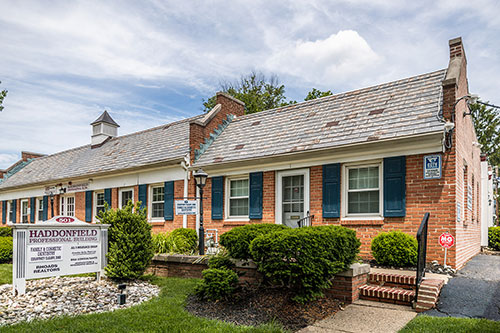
[
  {"xmin": 359, "ymin": 284, "xmax": 415, "ymax": 306},
  {"xmin": 369, "ymin": 272, "xmax": 416, "ymax": 290},
  {"xmin": 414, "ymin": 278, "xmax": 445, "ymax": 313}
]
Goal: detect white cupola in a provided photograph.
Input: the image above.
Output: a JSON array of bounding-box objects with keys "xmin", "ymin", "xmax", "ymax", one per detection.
[{"xmin": 91, "ymin": 110, "xmax": 119, "ymax": 147}]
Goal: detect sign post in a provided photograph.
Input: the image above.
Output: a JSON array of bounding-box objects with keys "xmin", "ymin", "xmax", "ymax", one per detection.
[
  {"xmin": 10, "ymin": 216, "xmax": 109, "ymax": 296},
  {"xmin": 439, "ymin": 232, "xmax": 455, "ymax": 268}
]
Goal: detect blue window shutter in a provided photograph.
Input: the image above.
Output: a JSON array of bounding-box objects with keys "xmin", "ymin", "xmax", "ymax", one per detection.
[
  {"xmin": 85, "ymin": 191, "xmax": 93, "ymax": 222},
  {"xmin": 30, "ymin": 197, "xmax": 36, "ymax": 223},
  {"xmin": 104, "ymin": 188, "xmax": 112, "ymax": 207},
  {"xmin": 211, "ymin": 176, "xmax": 223, "ymax": 220},
  {"xmin": 42, "ymin": 196, "xmax": 48, "ymax": 221},
  {"xmin": 1, "ymin": 201, "xmax": 6, "ymax": 224},
  {"xmin": 249, "ymin": 172, "xmax": 263, "ymax": 219},
  {"xmin": 12, "ymin": 200, "xmax": 17, "ymax": 223},
  {"xmin": 164, "ymin": 181, "xmax": 174, "ymax": 221},
  {"xmin": 323, "ymin": 164, "xmax": 341, "ymax": 218},
  {"xmin": 384, "ymin": 156, "xmax": 406, "ymax": 217},
  {"xmin": 138, "ymin": 184, "xmax": 147, "ymax": 210}
]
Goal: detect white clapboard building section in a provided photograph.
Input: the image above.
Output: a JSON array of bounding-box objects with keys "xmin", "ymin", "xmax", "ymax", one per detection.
[{"xmin": 10, "ymin": 216, "xmax": 109, "ymax": 295}]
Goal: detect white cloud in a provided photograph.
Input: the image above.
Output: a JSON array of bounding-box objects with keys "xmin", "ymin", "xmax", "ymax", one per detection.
[
  {"xmin": 0, "ymin": 154, "xmax": 19, "ymax": 170},
  {"xmin": 266, "ymin": 30, "xmax": 381, "ymax": 87}
]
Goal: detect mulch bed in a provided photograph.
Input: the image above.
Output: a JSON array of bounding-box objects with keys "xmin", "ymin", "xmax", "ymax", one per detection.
[{"xmin": 185, "ymin": 287, "xmax": 341, "ymax": 332}]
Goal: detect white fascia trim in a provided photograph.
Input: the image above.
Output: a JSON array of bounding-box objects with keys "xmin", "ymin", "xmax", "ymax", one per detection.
[{"xmin": 200, "ymin": 132, "xmax": 443, "ymax": 177}]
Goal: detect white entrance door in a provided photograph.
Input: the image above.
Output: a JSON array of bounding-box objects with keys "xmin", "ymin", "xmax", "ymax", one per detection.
[{"xmin": 276, "ymin": 169, "xmax": 309, "ymax": 228}]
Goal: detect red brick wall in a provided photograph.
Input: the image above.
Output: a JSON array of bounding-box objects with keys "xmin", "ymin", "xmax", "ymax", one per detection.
[{"xmin": 189, "ymin": 93, "xmax": 245, "ymax": 164}]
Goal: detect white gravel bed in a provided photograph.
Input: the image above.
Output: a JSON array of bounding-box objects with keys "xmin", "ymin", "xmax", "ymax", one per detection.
[{"xmin": 0, "ymin": 276, "xmax": 160, "ymax": 326}]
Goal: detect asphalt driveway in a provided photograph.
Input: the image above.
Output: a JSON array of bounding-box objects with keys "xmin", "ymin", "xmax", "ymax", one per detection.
[{"xmin": 424, "ymin": 254, "xmax": 500, "ymax": 320}]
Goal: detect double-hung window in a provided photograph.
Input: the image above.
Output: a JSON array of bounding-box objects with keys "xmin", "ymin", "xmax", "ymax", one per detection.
[
  {"xmin": 7, "ymin": 201, "xmax": 14, "ymax": 222},
  {"xmin": 151, "ymin": 186, "xmax": 164, "ymax": 219},
  {"xmin": 37, "ymin": 198, "xmax": 44, "ymax": 221},
  {"xmin": 345, "ymin": 164, "xmax": 382, "ymax": 216},
  {"xmin": 227, "ymin": 178, "xmax": 249, "ymax": 218},
  {"xmin": 119, "ymin": 188, "xmax": 134, "ymax": 209},
  {"xmin": 95, "ymin": 192, "xmax": 105, "ymax": 217},
  {"xmin": 21, "ymin": 199, "xmax": 29, "ymax": 223}
]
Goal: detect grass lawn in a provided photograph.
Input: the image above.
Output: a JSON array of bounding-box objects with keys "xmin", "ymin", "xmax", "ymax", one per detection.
[
  {"xmin": 0, "ymin": 264, "xmax": 11, "ymax": 285},
  {"xmin": 0, "ymin": 271, "xmax": 283, "ymax": 333},
  {"xmin": 400, "ymin": 315, "xmax": 500, "ymax": 333}
]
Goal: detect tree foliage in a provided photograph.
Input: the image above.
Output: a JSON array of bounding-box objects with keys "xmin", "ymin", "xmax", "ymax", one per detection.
[
  {"xmin": 304, "ymin": 88, "xmax": 332, "ymax": 101},
  {"xmin": 0, "ymin": 81, "xmax": 7, "ymax": 112},
  {"xmin": 203, "ymin": 71, "xmax": 294, "ymax": 114},
  {"xmin": 470, "ymin": 102, "xmax": 500, "ymax": 166}
]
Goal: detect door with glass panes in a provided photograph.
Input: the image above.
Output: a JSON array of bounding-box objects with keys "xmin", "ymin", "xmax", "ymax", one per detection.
[{"xmin": 278, "ymin": 170, "xmax": 309, "ymax": 228}]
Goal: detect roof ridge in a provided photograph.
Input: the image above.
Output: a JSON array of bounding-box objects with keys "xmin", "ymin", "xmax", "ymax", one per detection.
[
  {"xmin": 232, "ymin": 68, "xmax": 447, "ymax": 122},
  {"xmin": 28, "ymin": 113, "xmax": 204, "ymax": 162}
]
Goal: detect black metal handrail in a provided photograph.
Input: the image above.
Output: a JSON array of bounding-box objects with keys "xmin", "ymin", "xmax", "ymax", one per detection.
[
  {"xmin": 297, "ymin": 211, "xmax": 314, "ymax": 228},
  {"xmin": 415, "ymin": 212, "xmax": 430, "ymax": 300}
]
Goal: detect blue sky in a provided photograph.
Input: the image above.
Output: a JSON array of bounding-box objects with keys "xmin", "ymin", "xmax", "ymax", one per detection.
[{"xmin": 0, "ymin": 0, "xmax": 499, "ymax": 169}]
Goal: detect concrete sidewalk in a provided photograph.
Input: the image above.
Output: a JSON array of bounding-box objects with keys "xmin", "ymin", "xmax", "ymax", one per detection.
[{"xmin": 299, "ymin": 300, "xmax": 416, "ymax": 333}]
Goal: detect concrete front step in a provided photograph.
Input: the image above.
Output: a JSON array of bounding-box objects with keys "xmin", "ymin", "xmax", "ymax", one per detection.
[
  {"xmin": 369, "ymin": 272, "xmax": 416, "ymax": 290},
  {"xmin": 359, "ymin": 284, "xmax": 415, "ymax": 306}
]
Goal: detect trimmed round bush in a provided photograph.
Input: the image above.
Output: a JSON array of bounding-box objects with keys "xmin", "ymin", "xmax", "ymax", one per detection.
[
  {"xmin": 250, "ymin": 225, "xmax": 361, "ymax": 303},
  {"xmin": 0, "ymin": 227, "xmax": 12, "ymax": 237},
  {"xmin": 195, "ymin": 268, "xmax": 239, "ymax": 301},
  {"xmin": 99, "ymin": 202, "xmax": 154, "ymax": 280},
  {"xmin": 220, "ymin": 223, "xmax": 289, "ymax": 260},
  {"xmin": 371, "ymin": 230, "xmax": 417, "ymax": 267},
  {"xmin": 488, "ymin": 227, "xmax": 500, "ymax": 251},
  {"xmin": 0, "ymin": 236, "xmax": 13, "ymax": 263},
  {"xmin": 208, "ymin": 254, "xmax": 235, "ymax": 270}
]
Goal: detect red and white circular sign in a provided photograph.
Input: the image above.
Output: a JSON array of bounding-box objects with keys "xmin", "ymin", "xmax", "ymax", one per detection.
[
  {"xmin": 55, "ymin": 217, "xmax": 75, "ymax": 224},
  {"xmin": 439, "ymin": 232, "xmax": 455, "ymax": 248}
]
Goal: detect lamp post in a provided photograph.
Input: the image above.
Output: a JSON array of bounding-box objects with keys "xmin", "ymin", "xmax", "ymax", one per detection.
[
  {"xmin": 194, "ymin": 169, "xmax": 208, "ymax": 255},
  {"xmin": 49, "ymin": 192, "xmax": 55, "ymax": 218}
]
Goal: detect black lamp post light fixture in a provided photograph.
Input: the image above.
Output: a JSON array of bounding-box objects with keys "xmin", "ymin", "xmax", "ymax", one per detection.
[{"xmin": 193, "ymin": 169, "xmax": 208, "ymax": 255}]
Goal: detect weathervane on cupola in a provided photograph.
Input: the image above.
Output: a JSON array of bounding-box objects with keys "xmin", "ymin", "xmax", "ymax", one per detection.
[{"xmin": 90, "ymin": 110, "xmax": 120, "ymax": 148}]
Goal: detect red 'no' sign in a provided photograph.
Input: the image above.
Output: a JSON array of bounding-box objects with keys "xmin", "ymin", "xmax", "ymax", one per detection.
[{"xmin": 439, "ymin": 232, "xmax": 455, "ymax": 248}]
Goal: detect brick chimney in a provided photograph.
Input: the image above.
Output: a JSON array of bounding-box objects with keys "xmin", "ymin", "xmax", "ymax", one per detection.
[
  {"xmin": 189, "ymin": 92, "xmax": 245, "ymax": 164},
  {"xmin": 442, "ymin": 37, "xmax": 468, "ymax": 121},
  {"xmin": 21, "ymin": 151, "xmax": 45, "ymax": 161}
]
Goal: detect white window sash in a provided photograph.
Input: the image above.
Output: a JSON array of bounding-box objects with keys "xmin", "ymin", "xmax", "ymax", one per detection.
[
  {"xmin": 225, "ymin": 176, "xmax": 250, "ymax": 220},
  {"xmin": 343, "ymin": 162, "xmax": 383, "ymax": 218}
]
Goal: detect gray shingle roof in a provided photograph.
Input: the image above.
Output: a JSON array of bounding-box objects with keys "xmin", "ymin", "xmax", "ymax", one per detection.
[
  {"xmin": 0, "ymin": 115, "xmax": 201, "ymax": 190},
  {"xmin": 194, "ymin": 69, "xmax": 447, "ymax": 166},
  {"xmin": 91, "ymin": 110, "xmax": 119, "ymax": 127}
]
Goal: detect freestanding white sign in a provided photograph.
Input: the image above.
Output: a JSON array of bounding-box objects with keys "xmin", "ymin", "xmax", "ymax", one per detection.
[
  {"xmin": 175, "ymin": 200, "xmax": 198, "ymax": 215},
  {"xmin": 10, "ymin": 216, "xmax": 109, "ymax": 295}
]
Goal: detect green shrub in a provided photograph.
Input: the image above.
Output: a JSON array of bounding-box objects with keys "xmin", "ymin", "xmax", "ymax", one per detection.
[
  {"xmin": 170, "ymin": 228, "xmax": 197, "ymax": 253},
  {"xmin": 152, "ymin": 228, "xmax": 198, "ymax": 254},
  {"xmin": 219, "ymin": 224, "xmax": 289, "ymax": 260},
  {"xmin": 488, "ymin": 227, "xmax": 500, "ymax": 251},
  {"xmin": 250, "ymin": 225, "xmax": 360, "ymax": 303},
  {"xmin": 0, "ymin": 227, "xmax": 12, "ymax": 237},
  {"xmin": 0, "ymin": 237, "xmax": 13, "ymax": 263},
  {"xmin": 99, "ymin": 202, "xmax": 154, "ymax": 280},
  {"xmin": 208, "ymin": 254, "xmax": 235, "ymax": 270},
  {"xmin": 195, "ymin": 268, "xmax": 239, "ymax": 301},
  {"xmin": 371, "ymin": 230, "xmax": 418, "ymax": 267}
]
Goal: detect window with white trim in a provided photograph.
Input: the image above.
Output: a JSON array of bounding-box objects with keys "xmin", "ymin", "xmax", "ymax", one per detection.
[
  {"xmin": 37, "ymin": 198, "xmax": 44, "ymax": 221},
  {"xmin": 345, "ymin": 164, "xmax": 382, "ymax": 216},
  {"xmin": 226, "ymin": 177, "xmax": 249, "ymax": 218},
  {"xmin": 21, "ymin": 199, "xmax": 29, "ymax": 223},
  {"xmin": 150, "ymin": 185, "xmax": 164, "ymax": 219},
  {"xmin": 7, "ymin": 200, "xmax": 13, "ymax": 222},
  {"xmin": 60, "ymin": 195, "xmax": 75, "ymax": 216},
  {"xmin": 119, "ymin": 188, "xmax": 134, "ymax": 209},
  {"xmin": 95, "ymin": 192, "xmax": 105, "ymax": 217}
]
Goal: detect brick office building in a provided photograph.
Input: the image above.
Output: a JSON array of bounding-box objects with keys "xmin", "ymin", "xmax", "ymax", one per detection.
[{"xmin": 0, "ymin": 37, "xmax": 482, "ymax": 268}]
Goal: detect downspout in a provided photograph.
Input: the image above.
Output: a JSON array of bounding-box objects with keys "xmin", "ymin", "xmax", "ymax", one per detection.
[{"xmin": 181, "ymin": 155, "xmax": 190, "ymax": 228}]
